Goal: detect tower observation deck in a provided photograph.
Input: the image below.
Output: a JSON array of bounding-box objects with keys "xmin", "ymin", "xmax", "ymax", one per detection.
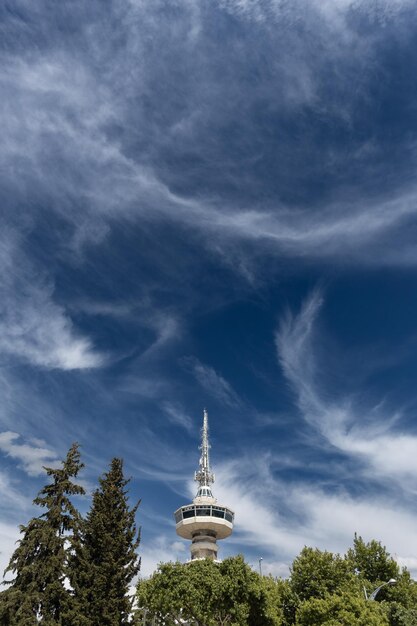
[{"xmin": 174, "ymin": 410, "xmax": 234, "ymax": 561}]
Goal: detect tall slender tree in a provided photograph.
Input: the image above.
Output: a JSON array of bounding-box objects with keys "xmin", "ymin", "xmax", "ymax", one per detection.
[
  {"xmin": 0, "ymin": 443, "xmax": 85, "ymax": 625},
  {"xmin": 71, "ymin": 458, "xmax": 140, "ymax": 626}
]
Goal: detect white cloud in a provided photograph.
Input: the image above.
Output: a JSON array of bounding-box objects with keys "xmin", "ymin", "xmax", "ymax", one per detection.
[
  {"xmin": 162, "ymin": 402, "xmax": 194, "ymax": 432},
  {"xmin": 0, "ymin": 470, "xmax": 28, "ymax": 510},
  {"xmin": 213, "ymin": 456, "xmax": 417, "ymax": 577},
  {"xmin": 0, "ymin": 432, "xmax": 58, "ymax": 476},
  {"xmin": 275, "ymin": 290, "xmax": 417, "ymax": 486},
  {"xmin": 137, "ymin": 312, "xmax": 182, "ymax": 360},
  {"xmin": 183, "ymin": 357, "xmax": 242, "ymax": 408},
  {"xmin": 186, "ymin": 187, "xmax": 417, "ymax": 268},
  {"xmin": 120, "ymin": 375, "xmax": 170, "ymax": 400},
  {"xmin": 0, "ymin": 521, "xmax": 21, "ymax": 583},
  {"xmin": 140, "ymin": 290, "xmax": 417, "ymax": 576},
  {"xmin": 216, "ymin": 0, "xmax": 414, "ymax": 27},
  {"xmin": 2, "ymin": 3, "xmax": 417, "ymax": 278},
  {"xmin": 0, "ymin": 236, "xmax": 103, "ymax": 370},
  {"xmin": 139, "ymin": 536, "xmax": 187, "ymax": 578},
  {"xmin": 0, "ymin": 0, "xmax": 417, "ymax": 292}
]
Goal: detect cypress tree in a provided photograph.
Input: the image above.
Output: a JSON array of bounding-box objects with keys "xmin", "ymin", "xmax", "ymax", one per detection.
[
  {"xmin": 0, "ymin": 443, "xmax": 85, "ymax": 625},
  {"xmin": 72, "ymin": 458, "xmax": 140, "ymax": 626}
]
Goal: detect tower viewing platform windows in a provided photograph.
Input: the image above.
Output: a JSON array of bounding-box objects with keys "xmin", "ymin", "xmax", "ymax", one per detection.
[{"xmin": 174, "ymin": 504, "xmax": 234, "ymax": 524}]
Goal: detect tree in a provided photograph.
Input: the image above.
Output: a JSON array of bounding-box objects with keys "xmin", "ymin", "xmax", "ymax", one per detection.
[
  {"xmin": 385, "ymin": 568, "xmax": 417, "ymax": 608},
  {"xmin": 295, "ymin": 590, "xmax": 389, "ymax": 626},
  {"xmin": 276, "ymin": 578, "xmax": 299, "ymax": 626},
  {"xmin": 387, "ymin": 602, "xmax": 417, "ymax": 626},
  {"xmin": 136, "ymin": 536, "xmax": 417, "ymax": 626},
  {"xmin": 346, "ymin": 535, "xmax": 399, "ymax": 586},
  {"xmin": 289, "ymin": 537, "xmax": 417, "ymax": 626},
  {"xmin": 136, "ymin": 560, "xmax": 196, "ymax": 625},
  {"xmin": 136, "ymin": 555, "xmax": 282, "ymax": 626},
  {"xmin": 290, "ymin": 547, "xmax": 354, "ymax": 602},
  {"xmin": 0, "ymin": 443, "xmax": 85, "ymax": 625},
  {"xmin": 248, "ymin": 573, "xmax": 285, "ymax": 626},
  {"xmin": 71, "ymin": 458, "xmax": 140, "ymax": 626},
  {"xmin": 218, "ymin": 555, "xmax": 281, "ymax": 625}
]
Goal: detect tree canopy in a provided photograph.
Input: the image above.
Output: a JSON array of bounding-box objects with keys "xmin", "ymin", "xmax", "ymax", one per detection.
[
  {"xmin": 136, "ymin": 556, "xmax": 282, "ymax": 626},
  {"xmin": 136, "ymin": 538, "xmax": 417, "ymax": 626}
]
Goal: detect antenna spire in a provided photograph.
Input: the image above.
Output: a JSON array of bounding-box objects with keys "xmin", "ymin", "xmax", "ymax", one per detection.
[{"xmin": 194, "ymin": 409, "xmax": 215, "ymax": 487}]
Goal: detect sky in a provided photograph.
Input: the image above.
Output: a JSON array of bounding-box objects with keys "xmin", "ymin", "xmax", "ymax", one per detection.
[{"xmin": 2, "ymin": 0, "xmax": 417, "ymax": 580}]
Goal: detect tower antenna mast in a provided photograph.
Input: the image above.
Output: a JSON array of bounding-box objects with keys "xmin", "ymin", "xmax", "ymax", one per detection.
[{"xmin": 195, "ymin": 408, "xmax": 214, "ymax": 487}]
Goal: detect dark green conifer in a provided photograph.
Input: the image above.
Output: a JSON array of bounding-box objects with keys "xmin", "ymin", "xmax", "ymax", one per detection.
[
  {"xmin": 73, "ymin": 458, "xmax": 140, "ymax": 626},
  {"xmin": 0, "ymin": 443, "xmax": 85, "ymax": 625}
]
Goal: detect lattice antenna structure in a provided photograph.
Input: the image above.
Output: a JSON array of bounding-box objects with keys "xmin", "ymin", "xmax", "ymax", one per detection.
[{"xmin": 194, "ymin": 409, "xmax": 215, "ymax": 487}]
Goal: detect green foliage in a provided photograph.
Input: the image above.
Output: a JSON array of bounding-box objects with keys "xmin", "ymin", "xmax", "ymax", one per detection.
[
  {"xmin": 387, "ymin": 602, "xmax": 417, "ymax": 626},
  {"xmin": 346, "ymin": 535, "xmax": 399, "ymax": 584},
  {"xmin": 290, "ymin": 547, "xmax": 354, "ymax": 601},
  {"xmin": 136, "ymin": 536, "xmax": 417, "ymax": 626},
  {"xmin": 137, "ymin": 561, "xmax": 191, "ymax": 624},
  {"xmin": 249, "ymin": 574, "xmax": 285, "ymax": 626},
  {"xmin": 218, "ymin": 556, "xmax": 282, "ymax": 625},
  {"xmin": 71, "ymin": 458, "xmax": 141, "ymax": 626},
  {"xmin": 275, "ymin": 578, "xmax": 299, "ymax": 626},
  {"xmin": 0, "ymin": 443, "xmax": 85, "ymax": 625},
  {"xmin": 287, "ymin": 538, "xmax": 417, "ymax": 626},
  {"xmin": 376, "ymin": 569, "xmax": 417, "ymax": 611},
  {"xmin": 136, "ymin": 555, "xmax": 282, "ymax": 626},
  {"xmin": 0, "ymin": 450, "xmax": 141, "ymax": 626},
  {"xmin": 295, "ymin": 590, "xmax": 389, "ymax": 626}
]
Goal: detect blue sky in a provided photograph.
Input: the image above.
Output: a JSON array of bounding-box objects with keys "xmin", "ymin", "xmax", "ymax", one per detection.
[{"xmin": 2, "ymin": 0, "xmax": 417, "ymax": 578}]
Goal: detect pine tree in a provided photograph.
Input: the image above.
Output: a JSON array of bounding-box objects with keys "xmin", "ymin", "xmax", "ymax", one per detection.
[
  {"xmin": 72, "ymin": 458, "xmax": 140, "ymax": 626},
  {"xmin": 0, "ymin": 443, "xmax": 85, "ymax": 625}
]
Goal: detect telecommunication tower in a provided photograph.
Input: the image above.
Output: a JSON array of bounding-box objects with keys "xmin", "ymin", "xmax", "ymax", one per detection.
[{"xmin": 174, "ymin": 409, "xmax": 234, "ymax": 561}]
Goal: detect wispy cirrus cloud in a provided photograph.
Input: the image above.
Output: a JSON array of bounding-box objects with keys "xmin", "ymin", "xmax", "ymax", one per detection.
[
  {"xmin": 2, "ymin": 0, "xmax": 417, "ymax": 582},
  {"xmin": 212, "ymin": 455, "xmax": 417, "ymax": 577},
  {"xmin": 0, "ymin": 236, "xmax": 103, "ymax": 370},
  {"xmin": 218, "ymin": 0, "xmax": 415, "ymax": 26},
  {"xmin": 182, "ymin": 357, "xmax": 242, "ymax": 408},
  {"xmin": 1, "ymin": 0, "xmax": 417, "ymax": 282},
  {"xmin": 275, "ymin": 289, "xmax": 417, "ymax": 486},
  {"xmin": 200, "ymin": 189, "xmax": 417, "ymax": 266},
  {"xmin": 162, "ymin": 402, "xmax": 194, "ymax": 433},
  {"xmin": 0, "ymin": 470, "xmax": 29, "ymax": 511}
]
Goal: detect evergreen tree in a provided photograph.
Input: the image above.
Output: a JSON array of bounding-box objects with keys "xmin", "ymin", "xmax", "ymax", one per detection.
[
  {"xmin": 72, "ymin": 458, "xmax": 140, "ymax": 626},
  {"xmin": 0, "ymin": 443, "xmax": 85, "ymax": 625}
]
